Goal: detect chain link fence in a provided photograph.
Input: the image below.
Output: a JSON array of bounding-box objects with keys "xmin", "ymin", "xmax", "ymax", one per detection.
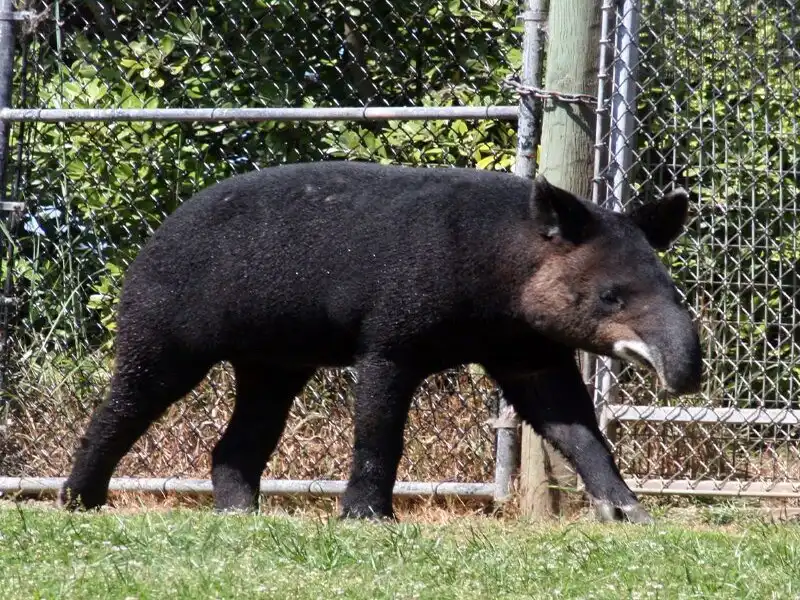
[
  {"xmin": 594, "ymin": 0, "xmax": 800, "ymax": 497},
  {"xmin": 0, "ymin": 0, "xmax": 521, "ymax": 494},
  {"xmin": 0, "ymin": 0, "xmax": 799, "ymax": 505}
]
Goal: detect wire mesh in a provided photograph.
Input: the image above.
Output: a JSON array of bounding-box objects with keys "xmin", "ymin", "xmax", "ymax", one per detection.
[
  {"xmin": 0, "ymin": 0, "xmax": 522, "ymax": 488},
  {"xmin": 4, "ymin": 0, "xmax": 798, "ymax": 503},
  {"xmin": 596, "ymin": 0, "xmax": 800, "ymax": 494}
]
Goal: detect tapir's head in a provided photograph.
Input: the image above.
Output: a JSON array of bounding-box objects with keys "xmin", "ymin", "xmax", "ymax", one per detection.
[{"xmin": 520, "ymin": 175, "xmax": 702, "ymax": 395}]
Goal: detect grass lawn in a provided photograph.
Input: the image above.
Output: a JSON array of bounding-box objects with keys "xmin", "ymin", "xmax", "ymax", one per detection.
[{"xmin": 1, "ymin": 502, "xmax": 800, "ymax": 599}]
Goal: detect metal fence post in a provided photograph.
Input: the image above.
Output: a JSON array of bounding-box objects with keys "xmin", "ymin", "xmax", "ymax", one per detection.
[
  {"xmin": 0, "ymin": 0, "xmax": 16, "ymax": 191},
  {"xmin": 494, "ymin": 0, "xmax": 548, "ymax": 510},
  {"xmin": 0, "ymin": 0, "xmax": 19, "ymax": 430},
  {"xmin": 593, "ymin": 0, "xmax": 640, "ymax": 434},
  {"xmin": 585, "ymin": 0, "xmax": 616, "ymax": 398}
]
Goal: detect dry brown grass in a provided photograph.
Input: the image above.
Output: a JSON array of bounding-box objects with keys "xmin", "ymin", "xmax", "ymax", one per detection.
[
  {"xmin": 612, "ymin": 419, "xmax": 800, "ymax": 484},
  {"xmin": 3, "ymin": 479, "xmax": 538, "ymax": 524},
  {"xmin": 89, "ymin": 490, "xmax": 501, "ymax": 522},
  {"xmin": 5, "ymin": 349, "xmax": 800, "ymax": 516},
  {"xmin": 1, "ymin": 358, "xmax": 497, "ymax": 488}
]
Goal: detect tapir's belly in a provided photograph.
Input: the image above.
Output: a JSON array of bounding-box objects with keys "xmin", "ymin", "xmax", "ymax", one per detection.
[
  {"xmin": 208, "ymin": 296, "xmax": 364, "ymax": 369},
  {"xmin": 207, "ymin": 291, "xmax": 548, "ymax": 373}
]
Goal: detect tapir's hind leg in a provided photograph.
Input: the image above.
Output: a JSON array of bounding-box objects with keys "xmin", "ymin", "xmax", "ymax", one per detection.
[
  {"xmin": 59, "ymin": 353, "xmax": 211, "ymax": 510},
  {"xmin": 211, "ymin": 362, "xmax": 312, "ymax": 512},
  {"xmin": 488, "ymin": 360, "xmax": 653, "ymax": 525}
]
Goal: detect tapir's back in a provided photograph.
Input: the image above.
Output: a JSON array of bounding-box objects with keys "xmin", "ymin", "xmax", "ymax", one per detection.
[{"xmin": 119, "ymin": 161, "xmax": 535, "ymax": 366}]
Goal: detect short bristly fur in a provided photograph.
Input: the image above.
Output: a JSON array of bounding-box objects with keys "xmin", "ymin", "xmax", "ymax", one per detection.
[{"xmin": 60, "ymin": 161, "xmax": 702, "ymax": 524}]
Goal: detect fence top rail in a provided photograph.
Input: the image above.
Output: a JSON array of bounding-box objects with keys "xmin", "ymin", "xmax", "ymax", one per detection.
[{"xmin": 0, "ymin": 105, "xmax": 520, "ymax": 123}]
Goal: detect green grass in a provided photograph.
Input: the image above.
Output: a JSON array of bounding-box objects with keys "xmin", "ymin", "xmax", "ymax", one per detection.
[{"xmin": 2, "ymin": 504, "xmax": 800, "ymax": 599}]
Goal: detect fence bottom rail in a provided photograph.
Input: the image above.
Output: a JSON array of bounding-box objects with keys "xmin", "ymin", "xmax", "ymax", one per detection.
[
  {"xmin": 0, "ymin": 477, "xmax": 497, "ymax": 499},
  {"xmin": 4, "ymin": 477, "xmax": 799, "ymax": 501}
]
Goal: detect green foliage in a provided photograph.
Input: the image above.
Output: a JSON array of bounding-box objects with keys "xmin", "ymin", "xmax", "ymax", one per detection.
[
  {"xmin": 13, "ymin": 0, "xmax": 797, "ymax": 417},
  {"xmin": 11, "ymin": 0, "xmax": 521, "ymax": 359},
  {"xmin": 633, "ymin": 0, "xmax": 800, "ymax": 407}
]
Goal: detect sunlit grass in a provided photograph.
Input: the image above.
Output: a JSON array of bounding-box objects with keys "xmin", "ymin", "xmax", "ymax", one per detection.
[{"xmin": 2, "ymin": 503, "xmax": 800, "ymax": 599}]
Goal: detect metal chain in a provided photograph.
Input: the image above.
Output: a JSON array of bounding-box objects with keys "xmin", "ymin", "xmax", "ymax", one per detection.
[{"xmin": 502, "ymin": 75, "xmax": 598, "ymax": 106}]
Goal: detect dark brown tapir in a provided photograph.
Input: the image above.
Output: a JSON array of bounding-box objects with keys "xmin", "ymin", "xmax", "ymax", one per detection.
[{"xmin": 60, "ymin": 161, "xmax": 702, "ymax": 523}]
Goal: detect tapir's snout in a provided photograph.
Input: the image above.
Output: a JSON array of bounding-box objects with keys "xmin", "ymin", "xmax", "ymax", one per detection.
[{"xmin": 612, "ymin": 306, "xmax": 702, "ymax": 396}]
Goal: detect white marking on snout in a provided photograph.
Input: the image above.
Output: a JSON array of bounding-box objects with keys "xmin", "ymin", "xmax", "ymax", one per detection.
[
  {"xmin": 613, "ymin": 340, "xmax": 655, "ymax": 367},
  {"xmin": 612, "ymin": 340, "xmax": 671, "ymax": 392}
]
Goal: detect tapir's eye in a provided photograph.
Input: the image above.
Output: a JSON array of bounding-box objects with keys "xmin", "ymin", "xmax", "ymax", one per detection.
[{"xmin": 599, "ymin": 288, "xmax": 624, "ymax": 309}]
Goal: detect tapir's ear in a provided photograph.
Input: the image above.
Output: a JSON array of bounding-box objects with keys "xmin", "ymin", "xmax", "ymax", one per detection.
[
  {"xmin": 627, "ymin": 187, "xmax": 690, "ymax": 251},
  {"xmin": 529, "ymin": 175, "xmax": 594, "ymax": 243}
]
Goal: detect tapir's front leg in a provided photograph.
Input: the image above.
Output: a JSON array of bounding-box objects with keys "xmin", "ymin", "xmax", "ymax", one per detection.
[
  {"xmin": 341, "ymin": 356, "xmax": 423, "ymax": 520},
  {"xmin": 489, "ymin": 359, "xmax": 653, "ymax": 524}
]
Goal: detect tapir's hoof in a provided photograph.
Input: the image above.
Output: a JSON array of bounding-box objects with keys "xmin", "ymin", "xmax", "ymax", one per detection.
[
  {"xmin": 213, "ymin": 505, "xmax": 259, "ymax": 515},
  {"xmin": 594, "ymin": 500, "xmax": 654, "ymax": 524},
  {"xmin": 340, "ymin": 505, "xmax": 395, "ymax": 522},
  {"xmin": 212, "ymin": 492, "xmax": 260, "ymax": 514},
  {"xmin": 620, "ymin": 503, "xmax": 655, "ymax": 524},
  {"xmin": 57, "ymin": 485, "xmax": 104, "ymax": 512}
]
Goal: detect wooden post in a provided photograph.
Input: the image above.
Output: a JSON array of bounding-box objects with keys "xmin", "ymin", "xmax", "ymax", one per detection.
[
  {"xmin": 518, "ymin": 0, "xmax": 603, "ymax": 519},
  {"xmin": 512, "ymin": 0, "xmax": 552, "ymax": 519}
]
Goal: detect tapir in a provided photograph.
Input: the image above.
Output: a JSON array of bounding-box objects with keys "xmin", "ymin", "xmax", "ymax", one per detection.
[{"xmin": 59, "ymin": 161, "xmax": 702, "ymax": 523}]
